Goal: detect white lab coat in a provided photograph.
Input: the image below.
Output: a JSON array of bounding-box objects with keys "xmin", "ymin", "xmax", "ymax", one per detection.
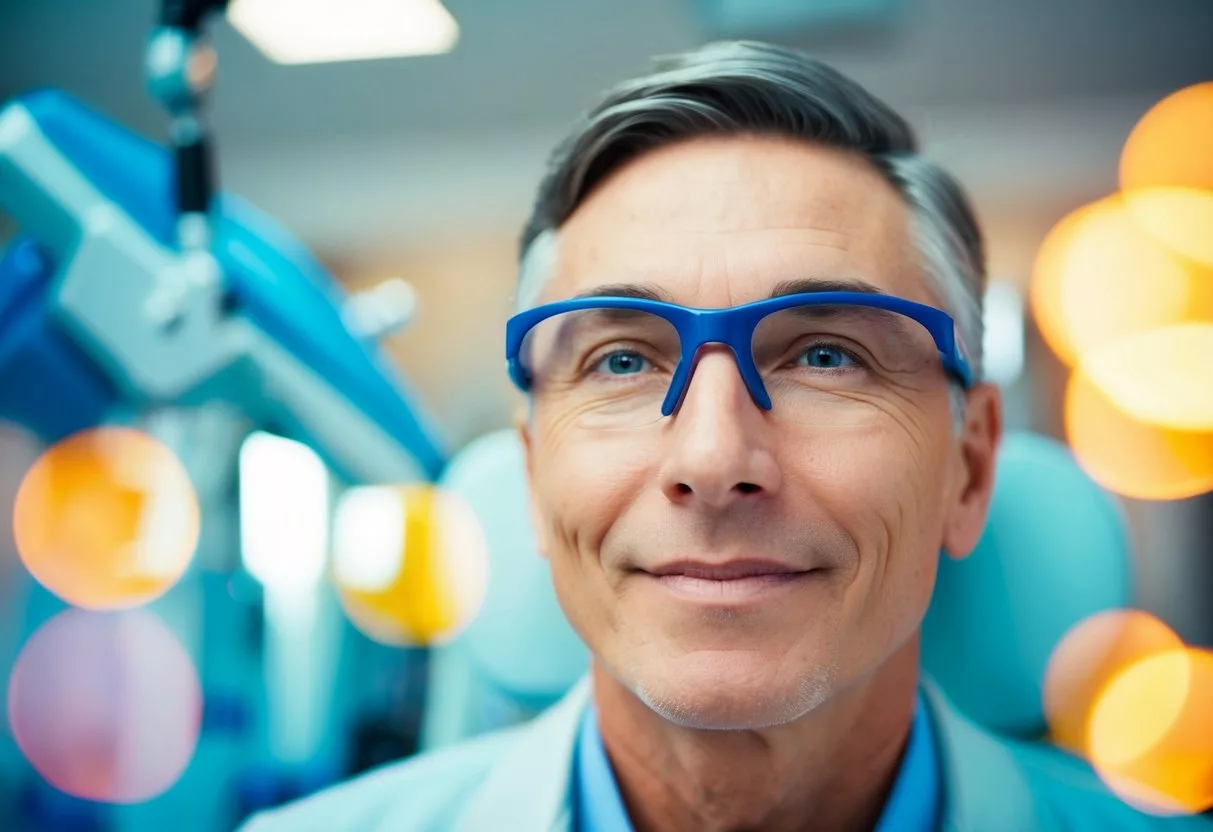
[{"xmin": 243, "ymin": 678, "xmax": 1213, "ymax": 831}]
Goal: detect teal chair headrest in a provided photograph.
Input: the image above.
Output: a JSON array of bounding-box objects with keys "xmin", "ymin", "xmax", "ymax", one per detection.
[
  {"xmin": 435, "ymin": 431, "xmax": 1130, "ymax": 742},
  {"xmin": 438, "ymin": 430, "xmax": 589, "ymax": 706},
  {"xmin": 921, "ymin": 432, "xmax": 1131, "ymax": 736}
]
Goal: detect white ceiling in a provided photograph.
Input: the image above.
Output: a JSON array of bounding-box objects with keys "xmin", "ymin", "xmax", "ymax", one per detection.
[{"xmin": 4, "ymin": 0, "xmax": 1211, "ymax": 135}]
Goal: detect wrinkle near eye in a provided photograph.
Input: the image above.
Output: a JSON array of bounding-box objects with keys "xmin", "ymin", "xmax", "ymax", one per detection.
[{"xmin": 535, "ymin": 397, "xmax": 610, "ymax": 439}]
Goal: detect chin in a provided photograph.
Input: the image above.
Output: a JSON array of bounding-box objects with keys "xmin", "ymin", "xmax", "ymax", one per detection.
[{"xmin": 626, "ymin": 650, "xmax": 840, "ymax": 730}]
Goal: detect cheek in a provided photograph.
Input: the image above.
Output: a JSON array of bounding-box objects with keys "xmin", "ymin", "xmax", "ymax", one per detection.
[
  {"xmin": 530, "ymin": 421, "xmax": 654, "ymax": 561},
  {"xmin": 806, "ymin": 419, "xmax": 951, "ymax": 583},
  {"xmin": 531, "ymin": 426, "xmax": 659, "ymax": 646},
  {"xmin": 792, "ymin": 431, "xmax": 946, "ymax": 668}
]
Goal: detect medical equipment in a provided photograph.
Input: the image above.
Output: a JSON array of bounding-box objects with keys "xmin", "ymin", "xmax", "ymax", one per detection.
[{"xmin": 0, "ymin": 0, "xmax": 445, "ymax": 484}]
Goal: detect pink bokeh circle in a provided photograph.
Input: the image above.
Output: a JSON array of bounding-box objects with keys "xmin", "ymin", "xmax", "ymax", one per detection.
[{"xmin": 7, "ymin": 608, "xmax": 203, "ymax": 803}]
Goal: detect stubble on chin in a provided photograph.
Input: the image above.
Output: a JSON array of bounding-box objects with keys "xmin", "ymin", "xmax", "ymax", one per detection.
[{"xmin": 625, "ymin": 658, "xmax": 841, "ymax": 731}]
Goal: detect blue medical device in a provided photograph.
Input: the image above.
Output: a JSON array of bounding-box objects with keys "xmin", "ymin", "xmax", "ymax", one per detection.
[{"xmin": 0, "ymin": 0, "xmax": 445, "ymax": 484}]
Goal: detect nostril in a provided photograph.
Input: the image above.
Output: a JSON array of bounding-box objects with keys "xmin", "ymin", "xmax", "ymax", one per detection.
[
  {"xmin": 736, "ymin": 482, "xmax": 761, "ymax": 495},
  {"xmin": 676, "ymin": 483, "xmax": 693, "ymax": 496}
]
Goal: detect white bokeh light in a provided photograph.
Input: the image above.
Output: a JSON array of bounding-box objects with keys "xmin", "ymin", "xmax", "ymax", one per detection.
[
  {"xmin": 983, "ymin": 280, "xmax": 1025, "ymax": 387},
  {"xmin": 334, "ymin": 486, "xmax": 405, "ymax": 592},
  {"xmin": 238, "ymin": 431, "xmax": 329, "ymax": 591}
]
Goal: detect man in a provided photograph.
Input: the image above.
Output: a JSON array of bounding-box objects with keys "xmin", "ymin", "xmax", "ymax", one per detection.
[{"xmin": 245, "ymin": 41, "xmax": 1211, "ymax": 831}]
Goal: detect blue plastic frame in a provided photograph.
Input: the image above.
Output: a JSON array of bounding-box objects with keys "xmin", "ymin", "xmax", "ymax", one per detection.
[{"xmin": 506, "ymin": 291, "xmax": 974, "ymax": 417}]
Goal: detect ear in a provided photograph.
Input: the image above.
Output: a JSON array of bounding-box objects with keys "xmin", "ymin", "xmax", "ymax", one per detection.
[
  {"xmin": 516, "ymin": 410, "xmax": 552, "ymax": 560},
  {"xmin": 942, "ymin": 382, "xmax": 1003, "ymax": 560}
]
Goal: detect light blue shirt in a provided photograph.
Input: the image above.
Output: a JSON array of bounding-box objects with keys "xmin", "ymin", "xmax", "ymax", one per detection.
[{"xmin": 574, "ymin": 693, "xmax": 941, "ymax": 832}]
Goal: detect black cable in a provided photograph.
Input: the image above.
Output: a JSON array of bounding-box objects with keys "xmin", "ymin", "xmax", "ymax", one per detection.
[
  {"xmin": 152, "ymin": 0, "xmax": 229, "ymax": 225},
  {"xmin": 175, "ymin": 137, "xmax": 214, "ymax": 217},
  {"xmin": 159, "ymin": 0, "xmax": 229, "ymax": 33}
]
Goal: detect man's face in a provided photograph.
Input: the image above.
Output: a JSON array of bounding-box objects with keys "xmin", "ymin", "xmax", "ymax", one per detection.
[{"xmin": 521, "ymin": 136, "xmax": 998, "ymax": 729}]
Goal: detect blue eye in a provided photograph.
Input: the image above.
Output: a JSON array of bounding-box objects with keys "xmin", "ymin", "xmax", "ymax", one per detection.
[
  {"xmin": 797, "ymin": 345, "xmax": 855, "ymax": 370},
  {"xmin": 594, "ymin": 351, "xmax": 650, "ymax": 376}
]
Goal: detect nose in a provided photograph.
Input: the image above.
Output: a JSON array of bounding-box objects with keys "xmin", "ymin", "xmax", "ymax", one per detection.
[{"xmin": 659, "ymin": 347, "xmax": 782, "ymax": 510}]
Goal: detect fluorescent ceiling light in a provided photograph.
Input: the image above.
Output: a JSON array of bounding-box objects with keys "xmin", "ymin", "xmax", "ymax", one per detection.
[{"xmin": 228, "ymin": 0, "xmax": 459, "ymax": 65}]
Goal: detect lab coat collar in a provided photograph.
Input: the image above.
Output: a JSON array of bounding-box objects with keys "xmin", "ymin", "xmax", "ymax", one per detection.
[
  {"xmin": 458, "ymin": 676, "xmax": 1040, "ymax": 832},
  {"xmin": 921, "ymin": 679, "xmax": 1039, "ymax": 830},
  {"xmin": 457, "ymin": 677, "xmax": 590, "ymax": 832}
]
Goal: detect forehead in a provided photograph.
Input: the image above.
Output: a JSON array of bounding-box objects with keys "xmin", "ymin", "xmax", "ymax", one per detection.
[{"xmin": 547, "ymin": 136, "xmax": 929, "ymax": 307}]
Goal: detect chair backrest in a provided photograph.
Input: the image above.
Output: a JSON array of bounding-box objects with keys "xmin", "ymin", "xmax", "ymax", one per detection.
[{"xmin": 424, "ymin": 430, "xmax": 1130, "ymax": 749}]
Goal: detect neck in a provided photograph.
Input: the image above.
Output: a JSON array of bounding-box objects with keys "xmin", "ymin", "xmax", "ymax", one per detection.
[{"xmin": 592, "ymin": 637, "xmax": 922, "ymax": 832}]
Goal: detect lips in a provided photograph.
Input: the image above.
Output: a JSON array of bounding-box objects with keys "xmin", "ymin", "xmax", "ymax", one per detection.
[
  {"xmin": 641, "ymin": 559, "xmax": 817, "ymax": 605},
  {"xmin": 646, "ymin": 559, "xmax": 809, "ymax": 580}
]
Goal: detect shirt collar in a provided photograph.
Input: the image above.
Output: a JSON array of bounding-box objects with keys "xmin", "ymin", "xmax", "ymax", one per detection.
[
  {"xmin": 574, "ymin": 693, "xmax": 941, "ymax": 832},
  {"xmin": 574, "ymin": 699, "xmax": 636, "ymax": 832},
  {"xmin": 875, "ymin": 693, "xmax": 941, "ymax": 832}
]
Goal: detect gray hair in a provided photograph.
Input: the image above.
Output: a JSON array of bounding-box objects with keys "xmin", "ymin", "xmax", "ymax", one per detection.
[{"xmin": 518, "ymin": 40, "xmax": 986, "ymax": 389}]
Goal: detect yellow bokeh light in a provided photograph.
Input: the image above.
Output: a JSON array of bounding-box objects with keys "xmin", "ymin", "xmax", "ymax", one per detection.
[
  {"xmin": 1122, "ymin": 188, "xmax": 1213, "ymax": 271},
  {"xmin": 12, "ymin": 427, "xmax": 201, "ymax": 610},
  {"xmin": 1089, "ymin": 648, "xmax": 1213, "ymax": 816},
  {"xmin": 1091, "ymin": 651, "xmax": 1190, "ymax": 770},
  {"xmin": 334, "ymin": 484, "xmax": 488, "ymax": 646},
  {"xmin": 1121, "ymin": 82, "xmax": 1213, "ymax": 268},
  {"xmin": 1065, "ymin": 367, "xmax": 1213, "ymax": 501},
  {"xmin": 1081, "ymin": 323, "xmax": 1213, "ymax": 432},
  {"xmin": 1043, "ymin": 610, "xmax": 1183, "ymax": 757},
  {"xmin": 1029, "ymin": 196, "xmax": 1205, "ymax": 367}
]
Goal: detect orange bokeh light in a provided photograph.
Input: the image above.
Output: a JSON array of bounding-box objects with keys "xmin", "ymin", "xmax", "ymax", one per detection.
[
  {"xmin": 1029, "ymin": 196, "xmax": 1207, "ymax": 367},
  {"xmin": 12, "ymin": 426, "xmax": 201, "ymax": 610},
  {"xmin": 1120, "ymin": 82, "xmax": 1213, "ymax": 267},
  {"xmin": 1065, "ymin": 366, "xmax": 1213, "ymax": 501},
  {"xmin": 1043, "ymin": 610, "xmax": 1183, "ymax": 757},
  {"xmin": 334, "ymin": 484, "xmax": 488, "ymax": 646},
  {"xmin": 1121, "ymin": 82, "xmax": 1213, "ymax": 193},
  {"xmin": 1089, "ymin": 648, "xmax": 1213, "ymax": 816},
  {"xmin": 7, "ymin": 609, "xmax": 202, "ymax": 803}
]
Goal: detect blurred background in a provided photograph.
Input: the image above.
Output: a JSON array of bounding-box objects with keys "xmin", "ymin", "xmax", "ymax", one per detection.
[{"xmin": 1, "ymin": 0, "xmax": 1212, "ymax": 829}]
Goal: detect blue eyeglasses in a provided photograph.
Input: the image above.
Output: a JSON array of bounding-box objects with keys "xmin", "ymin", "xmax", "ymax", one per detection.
[{"xmin": 506, "ymin": 291, "xmax": 973, "ymax": 430}]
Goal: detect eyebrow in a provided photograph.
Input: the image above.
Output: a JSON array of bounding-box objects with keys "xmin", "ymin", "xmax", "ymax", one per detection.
[
  {"xmin": 570, "ymin": 277, "xmax": 886, "ymax": 304},
  {"xmin": 768, "ymin": 277, "xmax": 888, "ymax": 298},
  {"xmin": 572, "ymin": 283, "xmax": 673, "ymax": 302}
]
